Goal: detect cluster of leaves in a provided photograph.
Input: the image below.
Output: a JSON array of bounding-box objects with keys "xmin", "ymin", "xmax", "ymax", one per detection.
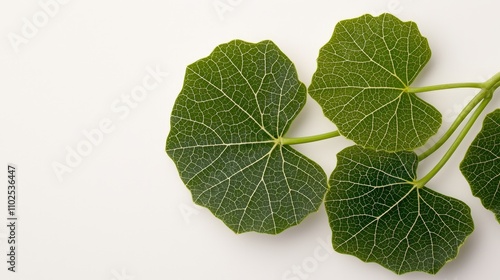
[{"xmin": 166, "ymin": 13, "xmax": 500, "ymax": 274}]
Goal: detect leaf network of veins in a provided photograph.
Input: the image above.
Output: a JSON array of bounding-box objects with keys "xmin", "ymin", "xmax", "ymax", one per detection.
[{"xmin": 176, "ymin": 43, "xmax": 315, "ymax": 232}]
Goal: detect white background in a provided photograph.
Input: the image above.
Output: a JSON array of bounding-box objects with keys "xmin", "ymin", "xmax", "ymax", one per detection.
[{"xmin": 1, "ymin": 0, "xmax": 500, "ymax": 279}]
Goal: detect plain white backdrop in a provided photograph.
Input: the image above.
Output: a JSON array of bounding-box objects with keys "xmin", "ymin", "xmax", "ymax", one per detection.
[{"xmin": 1, "ymin": 0, "xmax": 500, "ymax": 279}]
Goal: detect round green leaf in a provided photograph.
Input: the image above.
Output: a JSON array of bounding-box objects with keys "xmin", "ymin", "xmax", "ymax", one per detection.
[
  {"xmin": 461, "ymin": 109, "xmax": 500, "ymax": 222},
  {"xmin": 326, "ymin": 146, "xmax": 474, "ymax": 274},
  {"xmin": 309, "ymin": 13, "xmax": 442, "ymax": 151},
  {"xmin": 166, "ymin": 40, "xmax": 327, "ymax": 234}
]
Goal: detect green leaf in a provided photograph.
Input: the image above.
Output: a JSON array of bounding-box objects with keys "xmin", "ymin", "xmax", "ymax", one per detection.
[
  {"xmin": 309, "ymin": 13, "xmax": 442, "ymax": 151},
  {"xmin": 461, "ymin": 109, "xmax": 500, "ymax": 222},
  {"xmin": 166, "ymin": 40, "xmax": 327, "ymax": 234},
  {"xmin": 326, "ymin": 145, "xmax": 474, "ymax": 274}
]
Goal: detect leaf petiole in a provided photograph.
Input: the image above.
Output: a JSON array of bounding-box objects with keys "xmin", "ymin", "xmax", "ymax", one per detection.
[
  {"xmin": 280, "ymin": 130, "xmax": 341, "ymax": 145},
  {"xmin": 418, "ymin": 89, "xmax": 488, "ymax": 160},
  {"xmin": 407, "ymin": 82, "xmax": 484, "ymax": 93},
  {"xmin": 414, "ymin": 91, "xmax": 493, "ymax": 189},
  {"xmin": 418, "ymin": 72, "xmax": 500, "ymax": 160},
  {"xmin": 483, "ymin": 71, "xmax": 500, "ymax": 89},
  {"xmin": 408, "ymin": 72, "xmax": 500, "ymax": 94}
]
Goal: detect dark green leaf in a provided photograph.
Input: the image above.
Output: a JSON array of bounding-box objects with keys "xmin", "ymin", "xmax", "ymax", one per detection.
[
  {"xmin": 309, "ymin": 13, "xmax": 441, "ymax": 151},
  {"xmin": 166, "ymin": 40, "xmax": 327, "ymax": 234},
  {"xmin": 461, "ymin": 109, "xmax": 500, "ymax": 222},
  {"xmin": 326, "ymin": 145, "xmax": 474, "ymax": 274}
]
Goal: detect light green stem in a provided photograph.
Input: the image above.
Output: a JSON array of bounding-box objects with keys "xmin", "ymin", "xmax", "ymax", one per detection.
[
  {"xmin": 407, "ymin": 82, "xmax": 483, "ymax": 93},
  {"xmin": 408, "ymin": 72, "xmax": 500, "ymax": 94},
  {"xmin": 484, "ymin": 72, "xmax": 500, "ymax": 89},
  {"xmin": 280, "ymin": 73, "xmax": 500, "ymax": 155},
  {"xmin": 280, "ymin": 130, "xmax": 341, "ymax": 145},
  {"xmin": 418, "ymin": 72, "xmax": 500, "ymax": 160},
  {"xmin": 417, "ymin": 90, "xmax": 487, "ymax": 161},
  {"xmin": 414, "ymin": 92, "xmax": 493, "ymax": 189}
]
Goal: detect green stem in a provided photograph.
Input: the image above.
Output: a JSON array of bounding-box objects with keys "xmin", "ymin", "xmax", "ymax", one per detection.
[
  {"xmin": 407, "ymin": 82, "xmax": 484, "ymax": 93},
  {"xmin": 279, "ymin": 73, "xmax": 500, "ymax": 151},
  {"xmin": 408, "ymin": 72, "xmax": 500, "ymax": 94},
  {"xmin": 484, "ymin": 72, "xmax": 500, "ymax": 89},
  {"xmin": 417, "ymin": 89, "xmax": 488, "ymax": 161},
  {"xmin": 494, "ymin": 80, "xmax": 500, "ymax": 91},
  {"xmin": 418, "ymin": 72, "xmax": 500, "ymax": 160},
  {"xmin": 414, "ymin": 92, "xmax": 493, "ymax": 189},
  {"xmin": 281, "ymin": 130, "xmax": 341, "ymax": 145}
]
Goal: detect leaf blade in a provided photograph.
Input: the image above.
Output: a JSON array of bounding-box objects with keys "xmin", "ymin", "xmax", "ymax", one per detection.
[
  {"xmin": 460, "ymin": 109, "xmax": 500, "ymax": 222},
  {"xmin": 326, "ymin": 146, "xmax": 474, "ymax": 274},
  {"xmin": 309, "ymin": 13, "xmax": 441, "ymax": 151},
  {"xmin": 167, "ymin": 40, "xmax": 327, "ymax": 234}
]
